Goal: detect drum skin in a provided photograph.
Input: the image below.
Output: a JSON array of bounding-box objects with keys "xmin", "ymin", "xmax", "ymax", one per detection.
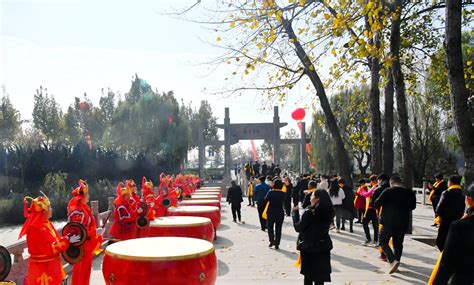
[
  {"xmin": 181, "ymin": 199, "xmax": 221, "ymax": 210},
  {"xmin": 142, "ymin": 216, "xmax": 215, "ymax": 242},
  {"xmin": 193, "ymin": 191, "xmax": 222, "ymax": 199},
  {"xmin": 103, "ymin": 237, "xmax": 217, "ymax": 285},
  {"xmin": 167, "ymin": 206, "xmax": 221, "ymax": 229},
  {"xmin": 190, "ymin": 194, "xmax": 219, "ymax": 201}
]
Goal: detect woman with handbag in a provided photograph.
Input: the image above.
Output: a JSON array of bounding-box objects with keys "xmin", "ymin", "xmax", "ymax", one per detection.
[{"xmin": 292, "ymin": 190, "xmax": 335, "ymax": 285}]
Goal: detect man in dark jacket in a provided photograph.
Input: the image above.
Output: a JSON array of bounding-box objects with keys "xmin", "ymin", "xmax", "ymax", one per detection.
[
  {"xmin": 429, "ymin": 173, "xmax": 448, "ymax": 217},
  {"xmin": 254, "ymin": 176, "xmax": 271, "ymax": 231},
  {"xmin": 432, "ymin": 183, "xmax": 474, "ymax": 284},
  {"xmin": 296, "ymin": 174, "xmax": 310, "ymax": 204},
  {"xmin": 371, "ymin": 173, "xmax": 391, "ymax": 261},
  {"xmin": 339, "ymin": 178, "xmax": 355, "ymax": 232},
  {"xmin": 227, "ymin": 181, "xmax": 243, "ymax": 222},
  {"xmin": 435, "ymin": 175, "xmax": 465, "ymax": 251},
  {"xmin": 302, "ymin": 180, "xmax": 317, "ymax": 209},
  {"xmin": 374, "ymin": 175, "xmax": 416, "ymax": 274},
  {"xmin": 261, "ymin": 161, "xmax": 268, "ymax": 177},
  {"xmin": 273, "ymin": 164, "xmax": 282, "ymax": 177},
  {"xmin": 253, "ymin": 161, "xmax": 261, "ymax": 177},
  {"xmin": 264, "ymin": 178, "xmax": 285, "ymax": 249}
]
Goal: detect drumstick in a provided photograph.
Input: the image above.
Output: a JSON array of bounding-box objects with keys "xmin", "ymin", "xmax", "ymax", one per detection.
[{"xmin": 102, "ymin": 210, "xmax": 113, "ymax": 229}]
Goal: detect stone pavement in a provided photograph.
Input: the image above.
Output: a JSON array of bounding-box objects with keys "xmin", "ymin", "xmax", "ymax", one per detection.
[{"xmin": 90, "ymin": 198, "xmax": 440, "ymax": 285}]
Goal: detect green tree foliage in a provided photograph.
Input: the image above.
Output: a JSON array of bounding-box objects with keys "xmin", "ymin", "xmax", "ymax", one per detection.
[
  {"xmin": 188, "ymin": 100, "xmax": 219, "ymax": 149},
  {"xmin": 106, "ymin": 77, "xmax": 191, "ymax": 169},
  {"xmin": 32, "ymin": 86, "xmax": 63, "ymax": 145},
  {"xmin": 0, "ymin": 91, "xmax": 21, "ymax": 145}
]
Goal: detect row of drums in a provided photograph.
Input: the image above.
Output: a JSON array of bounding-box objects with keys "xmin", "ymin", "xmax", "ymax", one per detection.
[{"xmin": 103, "ymin": 187, "xmax": 223, "ymax": 285}]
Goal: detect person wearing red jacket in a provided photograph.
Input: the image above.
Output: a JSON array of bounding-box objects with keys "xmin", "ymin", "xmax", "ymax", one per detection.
[
  {"xmin": 67, "ymin": 180, "xmax": 103, "ymax": 285},
  {"xmin": 354, "ymin": 179, "xmax": 368, "ymax": 224},
  {"xmin": 110, "ymin": 182, "xmax": 138, "ymax": 240},
  {"xmin": 19, "ymin": 194, "xmax": 79, "ymax": 285}
]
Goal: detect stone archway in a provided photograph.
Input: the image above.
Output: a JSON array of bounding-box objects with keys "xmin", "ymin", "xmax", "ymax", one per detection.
[{"xmin": 198, "ymin": 106, "xmax": 309, "ymax": 185}]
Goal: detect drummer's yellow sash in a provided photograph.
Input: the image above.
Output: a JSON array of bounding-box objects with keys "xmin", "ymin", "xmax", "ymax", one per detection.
[{"xmin": 262, "ymin": 189, "xmax": 284, "ymax": 220}]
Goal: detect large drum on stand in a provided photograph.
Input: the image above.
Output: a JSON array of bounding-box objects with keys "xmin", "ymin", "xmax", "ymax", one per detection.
[
  {"xmin": 190, "ymin": 194, "xmax": 219, "ymax": 201},
  {"xmin": 181, "ymin": 199, "xmax": 221, "ymax": 210},
  {"xmin": 142, "ymin": 216, "xmax": 215, "ymax": 242},
  {"xmin": 167, "ymin": 206, "xmax": 221, "ymax": 230},
  {"xmin": 103, "ymin": 237, "xmax": 217, "ymax": 285}
]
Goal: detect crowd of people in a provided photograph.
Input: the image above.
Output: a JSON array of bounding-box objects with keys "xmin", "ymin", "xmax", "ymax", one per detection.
[{"xmin": 228, "ymin": 165, "xmax": 474, "ymax": 285}]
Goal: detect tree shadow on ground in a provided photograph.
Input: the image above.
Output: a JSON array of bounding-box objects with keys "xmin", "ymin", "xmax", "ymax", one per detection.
[
  {"xmin": 237, "ymin": 222, "xmax": 260, "ymax": 230},
  {"xmin": 396, "ymin": 263, "xmax": 431, "ymax": 284},
  {"xmin": 391, "ymin": 273, "xmax": 426, "ymax": 285},
  {"xmin": 218, "ymin": 259, "xmax": 230, "ymax": 276},
  {"xmin": 403, "ymin": 251, "xmax": 438, "ymax": 265},
  {"xmin": 273, "ymin": 248, "xmax": 298, "ymax": 261},
  {"xmin": 219, "ymin": 224, "xmax": 231, "ymax": 231},
  {"xmin": 331, "ymin": 252, "xmax": 379, "ymax": 271}
]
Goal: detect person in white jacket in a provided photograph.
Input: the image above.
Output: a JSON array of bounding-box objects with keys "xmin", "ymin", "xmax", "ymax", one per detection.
[{"xmin": 328, "ymin": 179, "xmax": 345, "ymax": 233}]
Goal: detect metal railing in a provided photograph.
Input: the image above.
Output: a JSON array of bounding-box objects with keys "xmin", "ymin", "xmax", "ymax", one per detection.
[{"xmin": 5, "ymin": 197, "xmax": 115, "ymax": 285}]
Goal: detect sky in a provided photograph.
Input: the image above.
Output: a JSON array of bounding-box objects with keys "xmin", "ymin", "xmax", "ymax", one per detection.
[{"xmin": 1, "ymin": 0, "xmax": 317, "ymax": 148}]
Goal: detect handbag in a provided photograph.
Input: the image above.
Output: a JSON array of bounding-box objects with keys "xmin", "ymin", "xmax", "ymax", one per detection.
[{"xmin": 297, "ymin": 236, "xmax": 333, "ymax": 253}]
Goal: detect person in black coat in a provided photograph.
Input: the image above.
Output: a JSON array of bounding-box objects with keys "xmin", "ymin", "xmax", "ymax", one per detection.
[
  {"xmin": 227, "ymin": 181, "xmax": 243, "ymax": 222},
  {"xmin": 292, "ymin": 189, "xmax": 335, "ymax": 285},
  {"xmin": 432, "ymin": 183, "xmax": 474, "ymax": 284},
  {"xmin": 302, "ymin": 180, "xmax": 317, "ymax": 209},
  {"xmin": 371, "ymin": 173, "xmax": 391, "ymax": 261},
  {"xmin": 429, "ymin": 173, "xmax": 448, "ymax": 216},
  {"xmin": 435, "ymin": 175, "xmax": 465, "ymax": 251},
  {"xmin": 374, "ymin": 175, "xmax": 416, "ymax": 274},
  {"xmin": 284, "ymin": 177, "xmax": 294, "ymax": 216},
  {"xmin": 264, "ymin": 178, "xmax": 286, "ymax": 249},
  {"xmin": 261, "ymin": 161, "xmax": 268, "ymax": 177},
  {"xmin": 338, "ymin": 179, "xmax": 355, "ymax": 232}
]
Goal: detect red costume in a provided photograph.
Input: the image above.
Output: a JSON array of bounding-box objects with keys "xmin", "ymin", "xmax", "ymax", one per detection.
[
  {"xmin": 110, "ymin": 182, "xmax": 138, "ymax": 240},
  {"xmin": 67, "ymin": 180, "xmax": 103, "ymax": 285},
  {"xmin": 19, "ymin": 195, "xmax": 69, "ymax": 285},
  {"xmin": 141, "ymin": 177, "xmax": 156, "ymax": 220},
  {"xmin": 354, "ymin": 184, "xmax": 368, "ymax": 210}
]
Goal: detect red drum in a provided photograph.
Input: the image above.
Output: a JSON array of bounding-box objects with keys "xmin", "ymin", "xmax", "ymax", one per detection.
[
  {"xmin": 167, "ymin": 206, "xmax": 221, "ymax": 229},
  {"xmin": 142, "ymin": 216, "xmax": 215, "ymax": 242},
  {"xmin": 103, "ymin": 237, "xmax": 217, "ymax": 285},
  {"xmin": 180, "ymin": 199, "xmax": 221, "ymax": 210},
  {"xmin": 191, "ymin": 194, "xmax": 219, "ymax": 201}
]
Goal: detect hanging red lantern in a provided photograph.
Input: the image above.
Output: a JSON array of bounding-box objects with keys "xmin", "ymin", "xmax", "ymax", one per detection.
[
  {"xmin": 291, "ymin": 108, "xmax": 306, "ymax": 121},
  {"xmin": 79, "ymin": 101, "xmax": 89, "ymax": 110}
]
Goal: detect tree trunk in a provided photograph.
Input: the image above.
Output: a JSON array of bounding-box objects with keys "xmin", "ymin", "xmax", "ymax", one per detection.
[
  {"xmin": 445, "ymin": 0, "xmax": 474, "ymax": 186},
  {"xmin": 369, "ymin": 57, "xmax": 383, "ymax": 175},
  {"xmin": 283, "ymin": 18, "xmax": 353, "ymax": 186},
  {"xmin": 390, "ymin": 0, "xmax": 414, "ymax": 189},
  {"xmin": 382, "ymin": 67, "xmax": 394, "ymax": 175},
  {"xmin": 368, "ymin": 27, "xmax": 383, "ymax": 176}
]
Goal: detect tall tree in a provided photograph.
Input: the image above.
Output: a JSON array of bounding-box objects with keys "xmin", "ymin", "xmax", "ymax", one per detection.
[
  {"xmin": 32, "ymin": 86, "xmax": 63, "ymax": 145},
  {"xmin": 390, "ymin": 0, "xmax": 414, "ymax": 188},
  {"xmin": 445, "ymin": 0, "xmax": 474, "ymax": 185},
  {"xmin": 0, "ymin": 92, "xmax": 21, "ymax": 145}
]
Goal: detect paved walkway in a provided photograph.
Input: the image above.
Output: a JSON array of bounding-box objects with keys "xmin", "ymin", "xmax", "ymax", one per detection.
[{"xmin": 90, "ymin": 197, "xmax": 440, "ymax": 284}]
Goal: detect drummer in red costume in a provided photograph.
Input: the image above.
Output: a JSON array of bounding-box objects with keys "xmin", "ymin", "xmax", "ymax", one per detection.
[
  {"xmin": 19, "ymin": 193, "xmax": 80, "ymax": 285},
  {"xmin": 67, "ymin": 180, "xmax": 104, "ymax": 285},
  {"xmin": 126, "ymin": 179, "xmax": 140, "ymax": 206},
  {"xmin": 110, "ymin": 182, "xmax": 138, "ymax": 240},
  {"xmin": 141, "ymin": 177, "xmax": 156, "ymax": 220}
]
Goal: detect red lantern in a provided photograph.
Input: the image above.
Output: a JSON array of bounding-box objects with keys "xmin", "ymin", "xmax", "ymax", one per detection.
[
  {"xmin": 291, "ymin": 108, "xmax": 306, "ymax": 121},
  {"xmin": 79, "ymin": 102, "xmax": 89, "ymax": 110}
]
